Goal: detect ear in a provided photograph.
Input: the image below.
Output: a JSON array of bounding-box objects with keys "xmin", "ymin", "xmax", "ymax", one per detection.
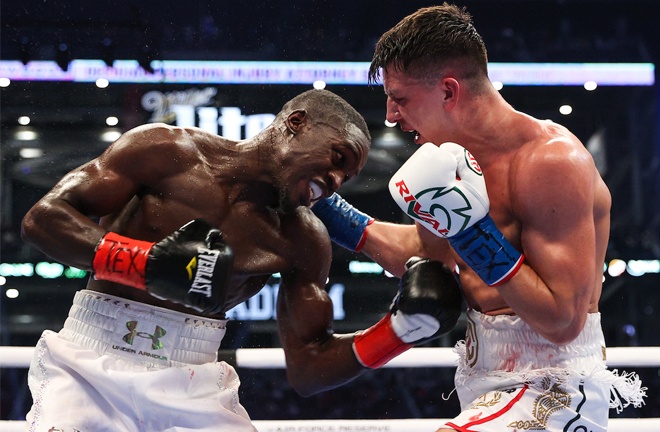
[
  {"xmin": 440, "ymin": 77, "xmax": 460, "ymax": 111},
  {"xmin": 285, "ymin": 109, "xmax": 308, "ymax": 134}
]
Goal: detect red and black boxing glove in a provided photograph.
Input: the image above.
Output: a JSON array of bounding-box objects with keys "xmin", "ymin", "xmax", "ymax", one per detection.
[
  {"xmin": 92, "ymin": 219, "xmax": 234, "ymax": 315},
  {"xmin": 352, "ymin": 257, "xmax": 463, "ymax": 368}
]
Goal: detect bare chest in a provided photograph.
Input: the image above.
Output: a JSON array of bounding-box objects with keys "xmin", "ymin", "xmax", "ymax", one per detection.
[
  {"xmin": 482, "ymin": 164, "xmax": 519, "ymax": 242},
  {"xmin": 114, "ymin": 176, "xmax": 294, "ymax": 306}
]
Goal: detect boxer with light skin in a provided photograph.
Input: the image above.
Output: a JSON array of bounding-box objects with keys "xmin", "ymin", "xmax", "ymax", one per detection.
[
  {"xmin": 21, "ymin": 89, "xmax": 463, "ymax": 431},
  {"xmin": 313, "ymin": 4, "xmax": 645, "ymax": 431}
]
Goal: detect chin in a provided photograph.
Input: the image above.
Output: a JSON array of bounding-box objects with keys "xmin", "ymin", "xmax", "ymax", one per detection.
[{"xmin": 275, "ymin": 189, "xmax": 297, "ymax": 214}]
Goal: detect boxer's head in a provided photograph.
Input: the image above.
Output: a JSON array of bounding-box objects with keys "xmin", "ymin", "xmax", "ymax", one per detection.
[
  {"xmin": 368, "ymin": 4, "xmax": 488, "ymax": 90},
  {"xmin": 271, "ymin": 89, "xmax": 371, "ymax": 213}
]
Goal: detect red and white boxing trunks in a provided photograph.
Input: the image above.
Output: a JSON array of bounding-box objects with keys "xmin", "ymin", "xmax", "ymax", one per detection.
[
  {"xmin": 26, "ymin": 290, "xmax": 257, "ymax": 432},
  {"xmin": 442, "ymin": 309, "xmax": 646, "ymax": 432}
]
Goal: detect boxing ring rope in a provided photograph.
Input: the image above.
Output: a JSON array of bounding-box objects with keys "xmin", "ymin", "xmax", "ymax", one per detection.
[
  {"xmin": 4, "ymin": 346, "xmax": 660, "ymax": 369},
  {"xmin": 1, "ymin": 346, "xmax": 658, "ymax": 431}
]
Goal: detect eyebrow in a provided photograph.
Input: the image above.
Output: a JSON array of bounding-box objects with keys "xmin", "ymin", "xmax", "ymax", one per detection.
[{"xmin": 383, "ymin": 86, "xmax": 402, "ymax": 99}]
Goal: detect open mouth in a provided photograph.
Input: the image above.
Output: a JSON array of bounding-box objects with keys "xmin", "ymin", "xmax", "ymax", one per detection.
[{"xmin": 307, "ymin": 181, "xmax": 324, "ymax": 207}]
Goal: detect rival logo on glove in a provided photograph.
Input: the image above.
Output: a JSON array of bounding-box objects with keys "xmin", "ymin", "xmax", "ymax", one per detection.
[
  {"xmin": 392, "ymin": 180, "xmax": 474, "ymax": 238},
  {"xmin": 186, "ymin": 247, "xmax": 221, "ymax": 298},
  {"xmin": 463, "ymin": 149, "xmax": 483, "ymax": 176}
]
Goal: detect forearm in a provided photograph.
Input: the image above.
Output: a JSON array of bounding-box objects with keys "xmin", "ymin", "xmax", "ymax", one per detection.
[
  {"xmin": 360, "ymin": 221, "xmax": 422, "ymax": 277},
  {"xmin": 283, "ymin": 333, "xmax": 366, "ymax": 397},
  {"xmin": 362, "ymin": 222, "xmax": 456, "ymax": 278},
  {"xmin": 281, "ymin": 259, "xmax": 462, "ymax": 396},
  {"xmin": 495, "ymin": 265, "xmax": 587, "ymax": 345},
  {"xmin": 21, "ymin": 200, "xmax": 104, "ymax": 269}
]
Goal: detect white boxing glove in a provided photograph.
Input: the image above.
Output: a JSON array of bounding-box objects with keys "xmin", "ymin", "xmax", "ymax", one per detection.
[
  {"xmin": 388, "ymin": 142, "xmax": 489, "ymax": 238},
  {"xmin": 388, "ymin": 142, "xmax": 524, "ymax": 286}
]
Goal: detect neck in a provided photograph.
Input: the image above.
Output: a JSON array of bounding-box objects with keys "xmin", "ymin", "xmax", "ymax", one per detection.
[{"xmin": 451, "ymin": 91, "xmax": 526, "ymax": 154}]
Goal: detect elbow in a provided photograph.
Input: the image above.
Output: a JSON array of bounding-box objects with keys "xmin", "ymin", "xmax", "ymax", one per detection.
[
  {"xmin": 546, "ymin": 328, "xmax": 581, "ymax": 346},
  {"xmin": 21, "ymin": 204, "xmax": 47, "ymax": 247},
  {"xmin": 286, "ymin": 368, "xmax": 322, "ymax": 398},
  {"xmin": 290, "ymin": 383, "xmax": 318, "ymax": 398},
  {"xmin": 20, "ymin": 210, "xmax": 38, "ymax": 245},
  {"xmin": 283, "ymin": 353, "xmax": 317, "ymax": 397},
  {"xmin": 543, "ymin": 315, "xmax": 585, "ymax": 346}
]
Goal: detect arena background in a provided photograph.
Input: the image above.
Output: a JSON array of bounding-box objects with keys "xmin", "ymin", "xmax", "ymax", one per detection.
[{"xmin": 1, "ymin": 0, "xmax": 659, "ymax": 423}]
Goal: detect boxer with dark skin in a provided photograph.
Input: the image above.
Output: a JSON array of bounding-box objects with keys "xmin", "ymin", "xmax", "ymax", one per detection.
[
  {"xmin": 21, "ymin": 89, "xmax": 462, "ymax": 430},
  {"xmin": 22, "ymin": 89, "xmax": 371, "ymax": 393}
]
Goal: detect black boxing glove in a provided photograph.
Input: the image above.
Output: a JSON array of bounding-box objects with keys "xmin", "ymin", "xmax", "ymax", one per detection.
[
  {"xmin": 352, "ymin": 257, "xmax": 463, "ymax": 368},
  {"xmin": 92, "ymin": 219, "xmax": 233, "ymax": 315}
]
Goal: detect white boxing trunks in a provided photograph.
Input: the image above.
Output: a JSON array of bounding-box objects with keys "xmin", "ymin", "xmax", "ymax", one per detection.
[
  {"xmin": 442, "ymin": 309, "xmax": 646, "ymax": 432},
  {"xmin": 26, "ymin": 290, "xmax": 257, "ymax": 432}
]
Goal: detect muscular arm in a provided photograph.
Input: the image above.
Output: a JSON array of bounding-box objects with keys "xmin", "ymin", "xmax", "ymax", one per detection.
[
  {"xmin": 496, "ymin": 141, "xmax": 606, "ymax": 344},
  {"xmin": 277, "ymin": 275, "xmax": 366, "ymax": 396},
  {"xmin": 361, "ymin": 221, "xmax": 455, "ymax": 278},
  {"xmin": 276, "ymin": 216, "xmax": 366, "ymax": 396},
  {"xmin": 21, "ymin": 124, "xmax": 189, "ymax": 269},
  {"xmin": 279, "ymin": 211, "xmax": 463, "ymax": 396}
]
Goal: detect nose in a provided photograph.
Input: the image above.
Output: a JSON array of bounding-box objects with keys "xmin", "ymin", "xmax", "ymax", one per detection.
[
  {"xmin": 385, "ymin": 98, "xmax": 401, "ymax": 123},
  {"xmin": 327, "ymin": 170, "xmax": 345, "ymax": 193}
]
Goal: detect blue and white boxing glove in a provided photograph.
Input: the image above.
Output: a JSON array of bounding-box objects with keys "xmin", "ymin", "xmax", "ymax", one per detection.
[
  {"xmin": 388, "ymin": 142, "xmax": 524, "ymax": 286},
  {"xmin": 311, "ymin": 193, "xmax": 374, "ymax": 252}
]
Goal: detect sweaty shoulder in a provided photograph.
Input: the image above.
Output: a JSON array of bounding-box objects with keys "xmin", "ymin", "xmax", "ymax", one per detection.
[
  {"xmin": 105, "ymin": 123, "xmax": 224, "ymax": 173},
  {"xmin": 510, "ymin": 120, "xmax": 607, "ymax": 216},
  {"xmin": 513, "ymin": 121, "xmax": 592, "ymax": 173},
  {"xmin": 117, "ymin": 123, "xmax": 205, "ymax": 153}
]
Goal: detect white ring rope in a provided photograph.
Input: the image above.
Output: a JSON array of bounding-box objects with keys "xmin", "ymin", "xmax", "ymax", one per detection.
[
  {"xmin": 0, "ymin": 418, "xmax": 658, "ymax": 432},
  {"xmin": 1, "ymin": 346, "xmax": 657, "ymax": 431},
  {"xmin": 3, "ymin": 346, "xmax": 660, "ymax": 369}
]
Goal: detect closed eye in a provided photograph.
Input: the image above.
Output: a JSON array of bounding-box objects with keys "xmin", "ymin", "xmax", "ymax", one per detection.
[
  {"xmin": 333, "ymin": 150, "xmax": 345, "ymax": 166},
  {"xmin": 389, "ymin": 95, "xmax": 404, "ymax": 105}
]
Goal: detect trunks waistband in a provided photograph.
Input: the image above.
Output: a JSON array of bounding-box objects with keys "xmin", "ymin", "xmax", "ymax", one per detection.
[
  {"xmin": 461, "ymin": 309, "xmax": 606, "ymax": 373},
  {"xmin": 59, "ymin": 290, "xmax": 227, "ymax": 367},
  {"xmin": 454, "ymin": 309, "xmax": 646, "ymax": 413}
]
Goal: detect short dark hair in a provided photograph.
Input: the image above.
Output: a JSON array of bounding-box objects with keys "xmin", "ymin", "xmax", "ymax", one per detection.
[
  {"xmin": 369, "ymin": 3, "xmax": 488, "ymax": 88},
  {"xmin": 280, "ymin": 89, "xmax": 371, "ymax": 142}
]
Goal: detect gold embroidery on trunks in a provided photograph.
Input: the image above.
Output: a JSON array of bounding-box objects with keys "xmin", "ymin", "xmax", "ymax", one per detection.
[
  {"xmin": 470, "ymin": 391, "xmax": 502, "ymax": 408},
  {"xmin": 465, "ymin": 313, "xmax": 478, "ymax": 367},
  {"xmin": 506, "ymin": 379, "xmax": 571, "ymax": 430},
  {"xmin": 506, "ymin": 419, "xmax": 545, "ymax": 430}
]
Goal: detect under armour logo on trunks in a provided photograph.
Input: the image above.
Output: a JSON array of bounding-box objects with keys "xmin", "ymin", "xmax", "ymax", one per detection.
[{"xmin": 122, "ymin": 320, "xmax": 167, "ymax": 350}]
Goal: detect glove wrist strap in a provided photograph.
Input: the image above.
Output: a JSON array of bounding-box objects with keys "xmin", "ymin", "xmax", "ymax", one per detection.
[
  {"xmin": 312, "ymin": 194, "xmax": 374, "ymax": 252},
  {"xmin": 92, "ymin": 232, "xmax": 154, "ymax": 290},
  {"xmin": 354, "ymin": 219, "xmax": 373, "ymax": 252},
  {"xmin": 352, "ymin": 313, "xmax": 412, "ymax": 369},
  {"xmin": 449, "ymin": 215, "xmax": 524, "ymax": 286}
]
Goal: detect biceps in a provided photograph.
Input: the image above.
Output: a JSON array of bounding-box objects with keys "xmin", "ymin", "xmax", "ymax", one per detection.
[
  {"xmin": 55, "ymin": 162, "xmax": 139, "ymax": 217},
  {"xmin": 277, "ymin": 283, "xmax": 334, "ymax": 347},
  {"xmin": 521, "ymin": 216, "xmax": 596, "ymax": 294}
]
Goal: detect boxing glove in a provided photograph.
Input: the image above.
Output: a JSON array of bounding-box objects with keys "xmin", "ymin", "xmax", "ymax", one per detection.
[
  {"xmin": 389, "ymin": 142, "xmax": 524, "ymax": 286},
  {"xmin": 311, "ymin": 193, "xmax": 374, "ymax": 252},
  {"xmin": 92, "ymin": 219, "xmax": 233, "ymax": 315},
  {"xmin": 352, "ymin": 257, "xmax": 462, "ymax": 368}
]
